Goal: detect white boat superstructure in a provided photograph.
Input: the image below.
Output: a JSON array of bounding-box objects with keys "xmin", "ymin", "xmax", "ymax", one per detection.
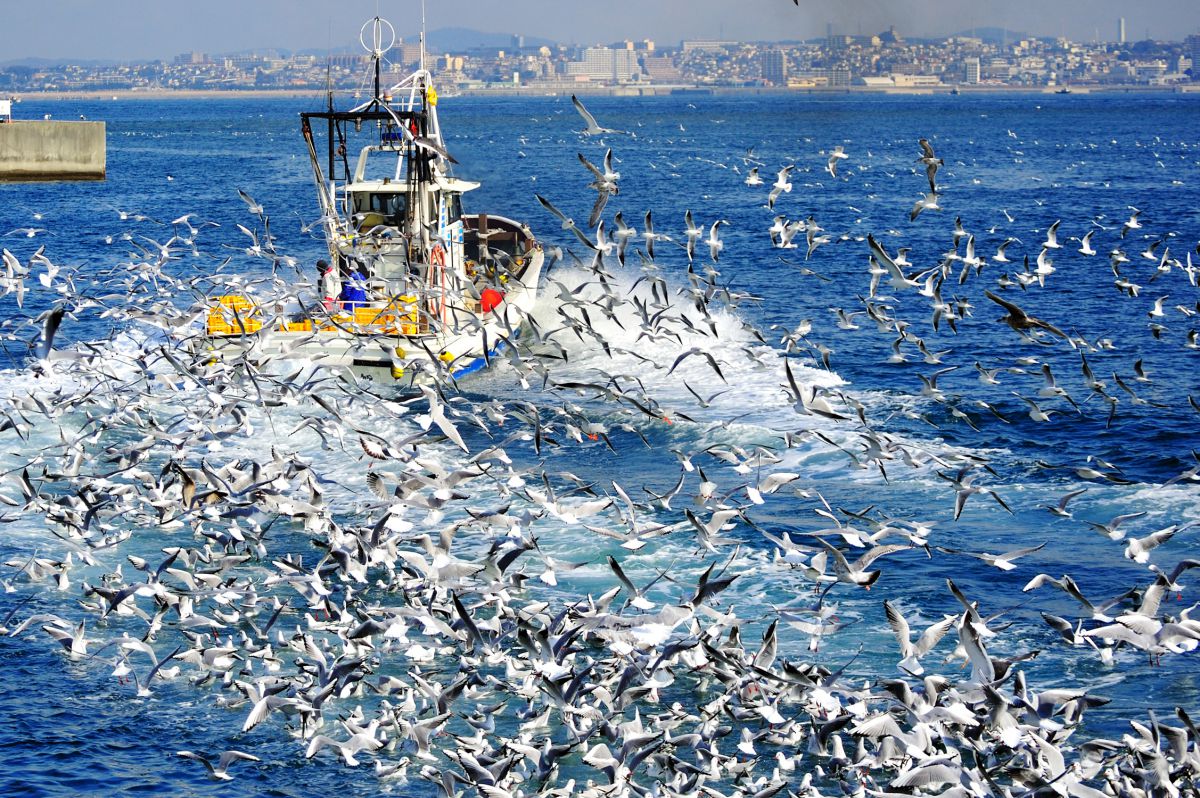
[{"xmin": 200, "ymin": 16, "xmax": 543, "ymax": 384}]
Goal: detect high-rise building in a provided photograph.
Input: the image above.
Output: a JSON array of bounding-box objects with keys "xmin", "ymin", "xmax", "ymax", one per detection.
[
  {"xmin": 565, "ymin": 48, "xmax": 640, "ymax": 82},
  {"xmin": 963, "ymin": 57, "xmax": 981, "ymax": 84},
  {"xmin": 760, "ymin": 49, "xmax": 787, "ymax": 85},
  {"xmin": 642, "ymin": 56, "xmax": 680, "ymax": 82},
  {"xmin": 1187, "ymin": 34, "xmax": 1200, "ymax": 77},
  {"xmin": 398, "ymin": 42, "xmax": 423, "ymax": 66},
  {"xmin": 1119, "ymin": 18, "xmax": 1126, "ymax": 44}
]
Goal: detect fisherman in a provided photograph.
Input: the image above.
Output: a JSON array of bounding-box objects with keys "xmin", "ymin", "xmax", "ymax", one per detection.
[
  {"xmin": 317, "ymin": 259, "xmax": 339, "ymax": 310},
  {"xmin": 339, "ymin": 261, "xmax": 369, "ymax": 310}
]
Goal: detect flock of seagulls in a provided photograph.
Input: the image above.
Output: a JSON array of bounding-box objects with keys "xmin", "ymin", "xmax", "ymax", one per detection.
[{"xmin": 0, "ymin": 91, "xmax": 1196, "ymax": 798}]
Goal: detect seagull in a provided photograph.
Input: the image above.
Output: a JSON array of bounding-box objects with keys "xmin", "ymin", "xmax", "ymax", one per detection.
[
  {"xmin": 768, "ymin": 215, "xmax": 789, "ymax": 247},
  {"xmin": 992, "ymin": 237, "xmax": 1018, "ymax": 264},
  {"xmin": 1078, "ymin": 229, "xmax": 1097, "ymax": 255},
  {"xmin": 683, "ymin": 209, "xmax": 702, "ymax": 262},
  {"xmin": 939, "ymin": 467, "xmax": 1012, "ymax": 520},
  {"xmin": 571, "ymin": 94, "xmax": 619, "ymax": 136},
  {"xmin": 936, "ymin": 542, "xmax": 1046, "ymax": 571},
  {"xmin": 1133, "ymin": 358, "xmax": 1152, "ymax": 382},
  {"xmin": 1015, "ymin": 393, "xmax": 1056, "ymax": 422},
  {"xmin": 910, "ymin": 192, "xmax": 940, "ymax": 221},
  {"xmin": 35, "ymin": 305, "xmax": 66, "ymax": 363},
  {"xmin": 5, "ymin": 228, "xmax": 49, "ymax": 238},
  {"xmin": 668, "ymin": 347, "xmax": 726, "ymax": 383},
  {"xmin": 814, "ymin": 538, "xmax": 910, "ymax": 590},
  {"xmin": 918, "ymin": 366, "xmax": 958, "ymax": 403},
  {"xmin": 983, "ymin": 290, "xmax": 1068, "ymax": 342},
  {"xmin": 1084, "ymin": 511, "xmax": 1146, "ymax": 541},
  {"xmin": 1042, "ymin": 220, "xmax": 1062, "ymax": 250},
  {"xmin": 768, "ymin": 165, "xmax": 794, "ymax": 209},
  {"xmin": 1125, "ymin": 523, "xmax": 1193, "ymax": 564},
  {"xmin": 917, "ymin": 138, "xmax": 943, "ymax": 193},
  {"xmin": 974, "ymin": 361, "xmax": 1008, "ymax": 385},
  {"xmin": 744, "ymin": 166, "xmax": 763, "ymax": 186},
  {"xmin": 1039, "ymin": 487, "xmax": 1088, "ymax": 518},
  {"xmin": 706, "ymin": 220, "xmax": 728, "ymax": 262},
  {"xmin": 412, "ymin": 134, "xmax": 458, "ymax": 164},
  {"xmin": 177, "ymin": 750, "xmax": 260, "ymax": 781},
  {"xmin": 578, "ymin": 149, "xmax": 620, "ymax": 227},
  {"xmin": 883, "ymin": 600, "xmax": 955, "ymax": 674},
  {"xmin": 643, "ymin": 210, "xmax": 670, "ymax": 259},
  {"xmin": 535, "ymin": 194, "xmax": 596, "ymax": 250},
  {"xmin": 237, "ymin": 188, "xmax": 264, "ymax": 218},
  {"xmin": 612, "ymin": 211, "xmax": 636, "ymax": 266},
  {"xmin": 826, "ymin": 145, "xmax": 849, "ymax": 178},
  {"xmin": 1038, "ymin": 363, "xmax": 1080, "ymax": 410},
  {"xmin": 868, "ymin": 234, "xmax": 920, "ymax": 291},
  {"xmin": 1120, "ymin": 207, "xmax": 1142, "ymax": 238}
]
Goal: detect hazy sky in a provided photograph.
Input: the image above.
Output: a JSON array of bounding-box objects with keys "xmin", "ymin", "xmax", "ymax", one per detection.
[{"xmin": 2, "ymin": 1, "xmax": 1198, "ymax": 62}]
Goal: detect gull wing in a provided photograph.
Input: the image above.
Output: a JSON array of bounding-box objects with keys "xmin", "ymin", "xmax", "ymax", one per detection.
[
  {"xmin": 577, "ymin": 151, "xmax": 605, "ymax": 181},
  {"xmin": 571, "ymin": 94, "xmax": 603, "ymax": 134}
]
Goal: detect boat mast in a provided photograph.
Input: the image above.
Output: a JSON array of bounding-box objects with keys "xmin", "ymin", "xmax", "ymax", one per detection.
[
  {"xmin": 419, "ymin": 0, "xmax": 427, "ymax": 76},
  {"xmin": 415, "ymin": 0, "xmax": 431, "ymax": 257}
]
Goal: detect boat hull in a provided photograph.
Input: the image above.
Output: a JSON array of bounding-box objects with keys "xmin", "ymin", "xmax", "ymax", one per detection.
[{"xmin": 196, "ymin": 248, "xmax": 543, "ymax": 386}]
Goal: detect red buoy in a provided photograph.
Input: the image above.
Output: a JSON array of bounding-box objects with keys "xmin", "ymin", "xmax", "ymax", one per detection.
[{"xmin": 480, "ymin": 288, "xmax": 505, "ymax": 312}]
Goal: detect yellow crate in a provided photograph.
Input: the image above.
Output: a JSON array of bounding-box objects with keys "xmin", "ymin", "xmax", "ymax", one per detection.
[
  {"xmin": 207, "ymin": 295, "xmax": 262, "ymax": 334},
  {"xmin": 216, "ymin": 294, "xmax": 255, "ymax": 311},
  {"xmin": 354, "ymin": 307, "xmax": 402, "ymax": 326},
  {"xmin": 211, "ymin": 317, "xmax": 258, "ymax": 333},
  {"xmin": 317, "ymin": 317, "xmax": 348, "ymax": 331},
  {"xmin": 282, "ymin": 320, "xmax": 313, "ymax": 333}
]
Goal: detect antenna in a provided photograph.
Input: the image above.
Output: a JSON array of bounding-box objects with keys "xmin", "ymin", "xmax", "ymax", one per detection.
[
  {"xmin": 360, "ymin": 16, "xmax": 396, "ymax": 101},
  {"xmin": 419, "ymin": 0, "xmax": 427, "ymax": 75},
  {"xmin": 325, "ymin": 19, "xmax": 333, "ymax": 111}
]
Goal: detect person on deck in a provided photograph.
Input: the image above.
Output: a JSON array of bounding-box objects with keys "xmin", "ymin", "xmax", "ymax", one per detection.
[
  {"xmin": 339, "ymin": 263, "xmax": 369, "ymax": 310},
  {"xmin": 318, "ymin": 259, "xmax": 339, "ymax": 310}
]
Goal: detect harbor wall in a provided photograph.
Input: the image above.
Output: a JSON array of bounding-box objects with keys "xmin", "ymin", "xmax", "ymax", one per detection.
[{"xmin": 0, "ymin": 121, "xmax": 106, "ymax": 181}]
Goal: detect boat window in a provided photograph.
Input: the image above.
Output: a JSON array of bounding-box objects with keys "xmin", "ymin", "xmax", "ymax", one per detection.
[
  {"xmin": 365, "ymin": 193, "xmax": 407, "ymax": 223},
  {"xmin": 446, "ymin": 192, "xmax": 462, "ymax": 222}
]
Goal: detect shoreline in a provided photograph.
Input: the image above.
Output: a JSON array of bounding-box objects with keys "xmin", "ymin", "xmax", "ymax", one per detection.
[{"xmin": 8, "ymin": 83, "xmax": 1199, "ymax": 102}]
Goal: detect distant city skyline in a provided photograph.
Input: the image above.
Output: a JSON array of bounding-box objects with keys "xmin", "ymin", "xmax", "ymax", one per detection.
[{"xmin": 2, "ymin": 1, "xmax": 1199, "ymax": 62}]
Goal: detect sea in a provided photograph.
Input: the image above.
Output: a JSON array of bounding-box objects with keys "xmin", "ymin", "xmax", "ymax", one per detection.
[{"xmin": 0, "ymin": 89, "xmax": 1198, "ymax": 797}]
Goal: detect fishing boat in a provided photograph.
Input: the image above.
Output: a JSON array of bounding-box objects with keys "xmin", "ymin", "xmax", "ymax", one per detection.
[{"xmin": 200, "ymin": 17, "xmax": 544, "ymax": 384}]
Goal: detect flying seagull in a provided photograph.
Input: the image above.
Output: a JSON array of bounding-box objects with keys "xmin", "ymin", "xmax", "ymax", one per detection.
[
  {"xmin": 983, "ymin": 290, "xmax": 1069, "ymax": 342},
  {"xmin": 917, "ymin": 138, "xmax": 943, "ymax": 193},
  {"xmin": 571, "ymin": 94, "xmax": 620, "ymax": 136}
]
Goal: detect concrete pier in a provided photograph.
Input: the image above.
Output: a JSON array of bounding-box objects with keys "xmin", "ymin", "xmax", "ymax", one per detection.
[{"xmin": 0, "ymin": 121, "xmax": 106, "ymax": 181}]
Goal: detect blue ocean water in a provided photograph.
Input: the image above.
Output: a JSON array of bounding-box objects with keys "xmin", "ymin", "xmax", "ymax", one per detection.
[{"xmin": 0, "ymin": 90, "xmax": 1197, "ymax": 796}]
